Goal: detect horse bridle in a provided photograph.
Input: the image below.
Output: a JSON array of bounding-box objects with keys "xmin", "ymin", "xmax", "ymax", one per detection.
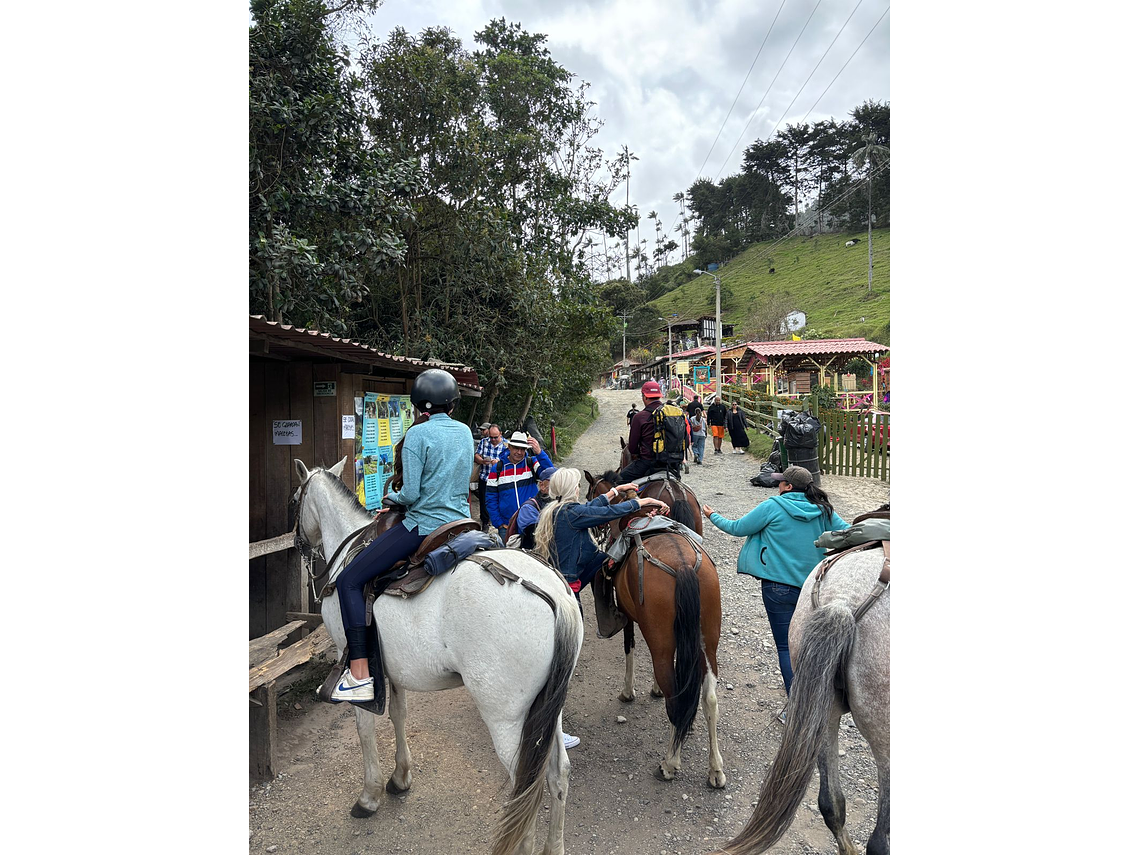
[{"xmin": 292, "ymin": 471, "xmax": 379, "ymax": 602}]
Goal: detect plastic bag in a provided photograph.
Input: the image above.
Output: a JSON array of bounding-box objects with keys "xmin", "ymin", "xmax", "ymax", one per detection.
[{"xmin": 778, "ymin": 411, "xmax": 822, "ymax": 448}]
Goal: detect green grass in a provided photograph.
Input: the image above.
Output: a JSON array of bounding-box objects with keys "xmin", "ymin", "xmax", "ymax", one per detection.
[{"xmin": 652, "ymin": 229, "xmax": 890, "ymax": 346}]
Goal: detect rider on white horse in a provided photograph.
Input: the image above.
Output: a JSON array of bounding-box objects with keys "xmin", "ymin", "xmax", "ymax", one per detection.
[{"xmin": 330, "ymin": 368, "xmax": 473, "ymax": 704}]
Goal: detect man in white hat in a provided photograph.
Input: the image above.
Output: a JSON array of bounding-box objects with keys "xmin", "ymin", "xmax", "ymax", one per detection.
[{"xmin": 485, "ymin": 430, "xmax": 552, "ymax": 541}]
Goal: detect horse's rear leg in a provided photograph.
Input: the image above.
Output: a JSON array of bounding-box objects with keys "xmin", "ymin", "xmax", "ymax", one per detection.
[
  {"xmin": 700, "ymin": 669, "xmax": 726, "ymax": 789},
  {"xmin": 867, "ymin": 758, "xmax": 890, "ymax": 855},
  {"xmin": 385, "ymin": 682, "xmax": 412, "ymax": 794},
  {"xmin": 349, "ymin": 705, "xmax": 387, "ymax": 817},
  {"xmin": 816, "ymin": 703, "xmax": 858, "ymax": 855},
  {"xmin": 541, "ymin": 713, "xmax": 571, "ymax": 855},
  {"xmin": 619, "ymin": 623, "xmax": 637, "ymax": 702}
]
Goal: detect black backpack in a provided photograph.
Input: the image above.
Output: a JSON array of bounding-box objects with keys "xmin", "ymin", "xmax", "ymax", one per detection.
[{"xmin": 652, "ymin": 403, "xmax": 688, "ymax": 467}]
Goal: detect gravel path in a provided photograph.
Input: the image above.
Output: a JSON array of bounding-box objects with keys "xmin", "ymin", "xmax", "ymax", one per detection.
[{"xmin": 249, "ymin": 389, "xmax": 889, "ymax": 854}]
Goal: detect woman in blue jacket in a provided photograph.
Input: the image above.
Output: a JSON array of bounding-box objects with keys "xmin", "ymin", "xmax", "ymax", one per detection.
[{"xmin": 701, "ymin": 465, "xmax": 849, "ymax": 695}]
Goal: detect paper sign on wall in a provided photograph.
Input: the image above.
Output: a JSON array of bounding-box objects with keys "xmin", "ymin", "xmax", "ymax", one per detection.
[
  {"xmin": 272, "ymin": 420, "xmax": 302, "ymax": 445},
  {"xmin": 342, "ymin": 415, "xmax": 355, "ymax": 439}
]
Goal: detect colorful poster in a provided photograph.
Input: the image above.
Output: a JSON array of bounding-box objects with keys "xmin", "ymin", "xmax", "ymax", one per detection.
[{"xmin": 355, "ymin": 393, "xmax": 413, "ymax": 511}]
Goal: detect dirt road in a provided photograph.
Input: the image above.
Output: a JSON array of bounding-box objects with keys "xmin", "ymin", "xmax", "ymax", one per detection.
[{"xmin": 249, "ymin": 388, "xmax": 889, "ymax": 854}]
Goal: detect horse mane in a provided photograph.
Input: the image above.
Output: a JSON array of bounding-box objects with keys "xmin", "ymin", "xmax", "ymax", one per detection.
[
  {"xmin": 320, "ymin": 467, "xmax": 371, "ymax": 517},
  {"xmin": 601, "ymin": 469, "xmax": 621, "ymax": 485}
]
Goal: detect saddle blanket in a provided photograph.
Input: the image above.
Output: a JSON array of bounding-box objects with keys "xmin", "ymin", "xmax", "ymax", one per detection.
[{"xmin": 605, "ymin": 515, "xmax": 703, "ymax": 565}]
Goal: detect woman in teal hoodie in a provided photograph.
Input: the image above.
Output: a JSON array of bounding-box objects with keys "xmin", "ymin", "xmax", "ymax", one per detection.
[{"xmin": 701, "ymin": 465, "xmax": 849, "ymax": 695}]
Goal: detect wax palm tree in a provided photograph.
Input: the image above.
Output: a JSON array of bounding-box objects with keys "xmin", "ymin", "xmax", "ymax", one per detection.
[{"xmin": 852, "ymin": 131, "xmax": 890, "ymax": 293}]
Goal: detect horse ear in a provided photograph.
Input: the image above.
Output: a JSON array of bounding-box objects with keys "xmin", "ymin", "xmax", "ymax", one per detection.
[
  {"xmin": 294, "ymin": 459, "xmax": 310, "ymax": 482},
  {"xmin": 328, "ymin": 456, "xmax": 348, "ymax": 478},
  {"xmin": 619, "ymin": 436, "xmax": 626, "ymax": 448},
  {"xmin": 584, "ymin": 470, "xmax": 595, "ymax": 486}
]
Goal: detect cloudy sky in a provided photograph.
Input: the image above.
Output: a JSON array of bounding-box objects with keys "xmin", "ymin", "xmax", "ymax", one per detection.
[{"xmin": 363, "ymin": 0, "xmax": 889, "ymax": 267}]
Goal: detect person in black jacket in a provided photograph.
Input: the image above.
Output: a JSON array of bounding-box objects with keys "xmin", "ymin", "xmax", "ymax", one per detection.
[
  {"xmin": 706, "ymin": 396, "xmax": 728, "ymax": 455},
  {"xmin": 727, "ymin": 402, "xmax": 751, "ymax": 454}
]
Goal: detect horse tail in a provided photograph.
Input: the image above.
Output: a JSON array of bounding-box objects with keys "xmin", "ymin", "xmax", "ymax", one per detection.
[
  {"xmin": 721, "ymin": 603, "xmax": 856, "ymax": 855},
  {"xmin": 492, "ymin": 594, "xmax": 581, "ymax": 855},
  {"xmin": 666, "ymin": 563, "xmax": 706, "ymax": 755}
]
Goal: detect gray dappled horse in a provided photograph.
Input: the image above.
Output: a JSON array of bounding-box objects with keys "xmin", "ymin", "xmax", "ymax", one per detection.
[{"xmin": 722, "ymin": 544, "xmax": 890, "ymax": 855}]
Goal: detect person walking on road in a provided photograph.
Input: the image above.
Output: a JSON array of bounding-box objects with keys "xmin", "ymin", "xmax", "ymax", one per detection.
[{"xmin": 706, "ymin": 396, "xmax": 728, "ymax": 454}]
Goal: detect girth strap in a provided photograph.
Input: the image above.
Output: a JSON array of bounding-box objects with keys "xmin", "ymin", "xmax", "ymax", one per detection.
[
  {"xmin": 464, "ymin": 553, "xmax": 559, "ymax": 615},
  {"xmin": 631, "ymin": 529, "xmax": 703, "ymax": 605}
]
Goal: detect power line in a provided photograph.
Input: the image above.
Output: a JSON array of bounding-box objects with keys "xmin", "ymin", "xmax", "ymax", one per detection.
[
  {"xmin": 799, "ymin": 4, "xmax": 890, "ymax": 124},
  {"xmin": 711, "ymin": 156, "xmax": 889, "ymax": 286},
  {"xmin": 763, "ymin": 0, "xmax": 867, "ymax": 143},
  {"xmin": 694, "ymin": 0, "xmax": 788, "ymax": 180},
  {"xmin": 713, "ymin": 0, "xmax": 823, "ymax": 182}
]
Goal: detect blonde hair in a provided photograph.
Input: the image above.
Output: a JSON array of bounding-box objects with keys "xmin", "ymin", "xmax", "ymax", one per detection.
[{"xmin": 532, "ymin": 468, "xmax": 583, "ymax": 564}]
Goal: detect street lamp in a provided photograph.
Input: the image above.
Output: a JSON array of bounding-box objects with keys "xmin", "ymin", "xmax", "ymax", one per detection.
[{"xmin": 692, "ymin": 269, "xmax": 722, "ymax": 397}]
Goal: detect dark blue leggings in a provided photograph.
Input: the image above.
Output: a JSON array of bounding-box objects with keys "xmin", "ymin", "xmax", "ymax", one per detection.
[{"xmin": 336, "ymin": 522, "xmax": 423, "ymax": 659}]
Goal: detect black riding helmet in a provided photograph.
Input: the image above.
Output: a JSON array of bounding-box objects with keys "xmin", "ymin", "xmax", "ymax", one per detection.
[{"xmin": 411, "ymin": 368, "xmax": 459, "ymax": 413}]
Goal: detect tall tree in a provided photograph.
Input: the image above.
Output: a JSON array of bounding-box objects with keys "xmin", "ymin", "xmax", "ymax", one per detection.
[
  {"xmin": 775, "ymin": 122, "xmax": 812, "ymax": 231},
  {"xmin": 248, "ymin": 0, "xmax": 418, "ymax": 333}
]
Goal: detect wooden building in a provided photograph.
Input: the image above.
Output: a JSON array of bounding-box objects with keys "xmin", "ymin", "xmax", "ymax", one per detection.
[{"xmin": 249, "ymin": 315, "xmax": 481, "ymax": 638}]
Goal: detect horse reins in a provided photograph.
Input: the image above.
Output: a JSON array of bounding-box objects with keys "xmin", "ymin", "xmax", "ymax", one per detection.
[{"xmin": 293, "ymin": 472, "xmax": 379, "ymax": 602}]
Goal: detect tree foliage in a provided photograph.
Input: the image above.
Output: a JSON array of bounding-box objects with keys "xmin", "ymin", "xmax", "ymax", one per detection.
[{"xmin": 248, "ymin": 0, "xmax": 420, "ymax": 334}]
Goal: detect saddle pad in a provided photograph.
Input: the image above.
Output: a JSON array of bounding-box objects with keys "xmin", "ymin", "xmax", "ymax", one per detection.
[
  {"xmin": 815, "ymin": 518, "xmax": 890, "ymax": 551},
  {"xmin": 424, "ymin": 531, "xmax": 500, "ymax": 577},
  {"xmin": 607, "ymin": 516, "xmax": 703, "ymax": 565}
]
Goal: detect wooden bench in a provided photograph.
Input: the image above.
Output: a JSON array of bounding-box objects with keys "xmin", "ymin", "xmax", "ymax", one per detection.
[{"xmin": 249, "ymin": 612, "xmax": 336, "ymax": 782}]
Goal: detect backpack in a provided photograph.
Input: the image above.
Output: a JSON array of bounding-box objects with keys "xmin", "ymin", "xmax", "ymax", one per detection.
[{"xmin": 652, "ymin": 403, "xmax": 688, "ymax": 467}]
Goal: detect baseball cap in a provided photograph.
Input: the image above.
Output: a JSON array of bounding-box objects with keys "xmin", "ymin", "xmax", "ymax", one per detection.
[
  {"xmin": 538, "ymin": 466, "xmax": 559, "ymax": 481},
  {"xmin": 641, "ymin": 380, "xmax": 663, "ymax": 398},
  {"xmin": 507, "ymin": 431, "xmax": 530, "ymax": 448},
  {"xmin": 771, "ymin": 465, "xmax": 814, "ymax": 490}
]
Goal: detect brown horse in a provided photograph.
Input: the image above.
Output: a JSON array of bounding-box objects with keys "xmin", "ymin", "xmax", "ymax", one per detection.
[
  {"xmin": 583, "ymin": 481, "xmax": 725, "ymax": 788},
  {"xmin": 606, "ymin": 441, "xmax": 703, "ymax": 537}
]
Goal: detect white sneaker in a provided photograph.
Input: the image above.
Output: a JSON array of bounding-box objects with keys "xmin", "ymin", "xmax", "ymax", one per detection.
[
  {"xmin": 330, "ymin": 668, "xmax": 375, "ymax": 703},
  {"xmin": 562, "ymin": 733, "xmax": 580, "ymax": 749}
]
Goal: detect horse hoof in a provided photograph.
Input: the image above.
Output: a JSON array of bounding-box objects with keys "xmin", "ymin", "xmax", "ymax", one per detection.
[
  {"xmin": 386, "ymin": 778, "xmax": 409, "ymax": 795},
  {"xmin": 351, "ymin": 802, "xmax": 377, "ymax": 818},
  {"xmin": 653, "ymin": 766, "xmax": 675, "ymax": 782},
  {"xmin": 619, "ymin": 691, "xmax": 636, "ymax": 703},
  {"xmin": 650, "ymin": 687, "xmax": 665, "ymax": 698},
  {"xmin": 706, "ymin": 772, "xmax": 726, "ymax": 789}
]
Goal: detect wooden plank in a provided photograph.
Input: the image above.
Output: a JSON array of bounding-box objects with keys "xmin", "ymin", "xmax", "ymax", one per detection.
[
  {"xmin": 249, "ymin": 532, "xmax": 295, "ymax": 559},
  {"xmin": 265, "ymin": 361, "xmax": 293, "ymax": 635},
  {"xmin": 249, "ymin": 624, "xmax": 335, "ymax": 692},
  {"xmin": 285, "ymin": 611, "xmax": 324, "ymax": 627},
  {"xmin": 313, "ymin": 362, "xmax": 340, "ymax": 471},
  {"xmin": 248, "ymin": 620, "xmax": 307, "ymax": 668},
  {"xmin": 250, "ymin": 361, "xmax": 269, "ymax": 639},
  {"xmin": 249, "ymin": 681, "xmax": 277, "ymax": 782}
]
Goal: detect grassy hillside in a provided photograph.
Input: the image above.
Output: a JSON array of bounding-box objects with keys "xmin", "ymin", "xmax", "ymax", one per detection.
[{"xmin": 651, "ymin": 229, "xmax": 889, "ymax": 346}]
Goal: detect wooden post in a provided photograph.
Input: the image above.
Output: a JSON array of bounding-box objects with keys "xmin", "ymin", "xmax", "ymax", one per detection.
[
  {"xmin": 872, "ymin": 357, "xmax": 879, "ymax": 407},
  {"xmin": 250, "ymin": 680, "xmax": 277, "ymax": 782}
]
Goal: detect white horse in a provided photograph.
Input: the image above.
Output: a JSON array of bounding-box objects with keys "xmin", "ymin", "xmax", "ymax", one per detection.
[
  {"xmin": 723, "ymin": 544, "xmax": 890, "ymax": 855},
  {"xmin": 293, "ymin": 458, "xmax": 584, "ymax": 855}
]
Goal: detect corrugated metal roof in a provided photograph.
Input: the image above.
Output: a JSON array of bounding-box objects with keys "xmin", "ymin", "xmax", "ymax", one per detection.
[
  {"xmin": 669, "ymin": 346, "xmax": 716, "ymax": 359},
  {"xmin": 249, "ymin": 315, "xmax": 481, "ymax": 390}
]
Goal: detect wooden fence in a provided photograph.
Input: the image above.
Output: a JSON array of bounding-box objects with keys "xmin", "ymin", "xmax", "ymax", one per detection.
[
  {"xmin": 818, "ymin": 409, "xmax": 890, "ymax": 482},
  {"xmin": 720, "ymin": 386, "xmax": 808, "ymax": 439}
]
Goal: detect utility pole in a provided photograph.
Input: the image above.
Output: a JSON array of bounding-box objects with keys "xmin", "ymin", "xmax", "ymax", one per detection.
[
  {"xmin": 693, "ymin": 269, "xmax": 722, "ymax": 395},
  {"xmin": 619, "ymin": 309, "xmax": 631, "ymax": 365}
]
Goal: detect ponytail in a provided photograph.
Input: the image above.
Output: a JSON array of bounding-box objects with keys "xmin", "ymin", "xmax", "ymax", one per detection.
[{"xmin": 801, "ymin": 482, "xmax": 836, "ymax": 525}]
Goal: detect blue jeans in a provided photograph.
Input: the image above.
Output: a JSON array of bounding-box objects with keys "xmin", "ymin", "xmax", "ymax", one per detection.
[
  {"xmin": 761, "ymin": 579, "xmax": 802, "ymax": 695},
  {"xmin": 691, "ymin": 435, "xmax": 706, "ymax": 462}
]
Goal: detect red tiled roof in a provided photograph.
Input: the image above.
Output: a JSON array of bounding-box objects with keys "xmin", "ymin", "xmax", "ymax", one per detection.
[
  {"xmin": 249, "ymin": 316, "xmax": 481, "ymax": 390},
  {"xmin": 744, "ymin": 338, "xmax": 886, "ymax": 358},
  {"xmin": 669, "ymin": 346, "xmax": 715, "ymax": 359}
]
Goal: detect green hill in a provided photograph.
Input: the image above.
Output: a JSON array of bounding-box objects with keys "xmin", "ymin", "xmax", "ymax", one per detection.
[{"xmin": 650, "ymin": 229, "xmax": 890, "ymax": 346}]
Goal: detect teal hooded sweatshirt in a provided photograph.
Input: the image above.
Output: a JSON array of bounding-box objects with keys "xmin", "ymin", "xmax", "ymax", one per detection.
[{"xmin": 709, "ymin": 492, "xmax": 850, "ymax": 588}]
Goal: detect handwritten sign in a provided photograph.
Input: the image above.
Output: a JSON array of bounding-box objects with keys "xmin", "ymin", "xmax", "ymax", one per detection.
[
  {"xmin": 272, "ymin": 420, "xmax": 302, "ymax": 445},
  {"xmin": 342, "ymin": 415, "xmax": 355, "ymax": 439}
]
